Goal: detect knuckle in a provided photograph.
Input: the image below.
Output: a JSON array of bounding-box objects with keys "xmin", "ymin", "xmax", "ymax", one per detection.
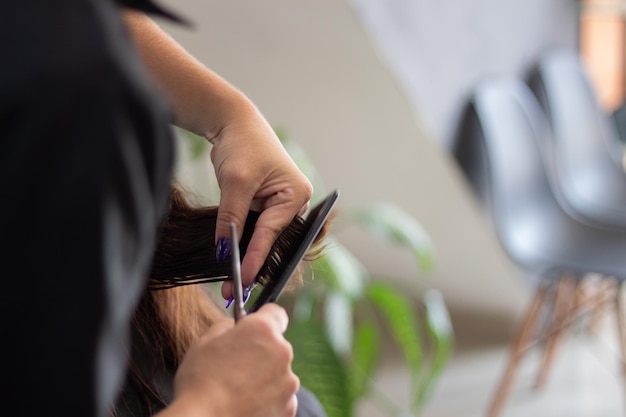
[
  {"xmin": 216, "ymin": 207, "xmax": 239, "ymax": 225},
  {"xmin": 289, "ymin": 373, "xmax": 300, "ymax": 393},
  {"xmin": 300, "ymin": 179, "xmax": 314, "ymax": 202},
  {"xmin": 276, "ymin": 338, "xmax": 294, "ymax": 363},
  {"xmin": 284, "ymin": 179, "xmax": 313, "ymax": 206},
  {"xmin": 247, "ymin": 314, "xmax": 275, "ymax": 335},
  {"xmin": 221, "ymin": 165, "xmax": 256, "ymax": 189}
]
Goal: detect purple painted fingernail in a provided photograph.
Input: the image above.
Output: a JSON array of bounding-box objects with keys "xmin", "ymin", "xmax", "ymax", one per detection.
[
  {"xmin": 243, "ymin": 283, "xmax": 255, "ymax": 304},
  {"xmin": 225, "ymin": 297, "xmax": 234, "ymax": 309},
  {"xmin": 216, "ymin": 237, "xmax": 232, "ymax": 264}
]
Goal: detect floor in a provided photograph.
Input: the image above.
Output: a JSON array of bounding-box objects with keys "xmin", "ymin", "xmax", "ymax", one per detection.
[{"xmin": 357, "ymin": 299, "xmax": 625, "ymax": 417}]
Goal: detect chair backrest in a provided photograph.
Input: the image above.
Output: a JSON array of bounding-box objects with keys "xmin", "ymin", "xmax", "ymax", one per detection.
[
  {"xmin": 527, "ymin": 49, "xmax": 626, "ymax": 228},
  {"xmin": 612, "ymin": 99, "xmax": 626, "ymax": 145},
  {"xmin": 528, "ymin": 50, "xmax": 623, "ymax": 168},
  {"xmin": 453, "ymin": 76, "xmax": 626, "ymax": 279},
  {"xmin": 453, "ymin": 77, "xmax": 559, "ymax": 272}
]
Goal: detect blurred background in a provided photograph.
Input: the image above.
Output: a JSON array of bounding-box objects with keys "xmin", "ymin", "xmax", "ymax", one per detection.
[{"xmin": 155, "ymin": 1, "xmax": 625, "ymax": 416}]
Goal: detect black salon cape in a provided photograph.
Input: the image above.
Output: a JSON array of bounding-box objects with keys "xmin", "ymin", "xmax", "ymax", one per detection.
[{"xmin": 0, "ymin": 1, "xmax": 175, "ymax": 416}]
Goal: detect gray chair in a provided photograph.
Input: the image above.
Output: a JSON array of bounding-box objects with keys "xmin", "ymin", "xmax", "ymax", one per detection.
[
  {"xmin": 527, "ymin": 49, "xmax": 626, "ymax": 230},
  {"xmin": 612, "ymin": 98, "xmax": 626, "ymax": 145},
  {"xmin": 452, "ymin": 76, "xmax": 626, "ymax": 417}
]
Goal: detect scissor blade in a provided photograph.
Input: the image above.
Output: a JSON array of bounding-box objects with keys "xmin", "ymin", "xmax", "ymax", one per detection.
[{"xmin": 229, "ymin": 222, "xmax": 246, "ymax": 322}]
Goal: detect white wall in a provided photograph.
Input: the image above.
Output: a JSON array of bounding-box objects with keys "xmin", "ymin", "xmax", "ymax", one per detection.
[
  {"xmin": 349, "ymin": 0, "xmax": 579, "ymax": 149},
  {"xmin": 157, "ymin": 0, "xmax": 536, "ymax": 326}
]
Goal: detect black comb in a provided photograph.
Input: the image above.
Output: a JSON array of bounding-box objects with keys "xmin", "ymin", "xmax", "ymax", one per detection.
[{"xmin": 247, "ymin": 189, "xmax": 340, "ymax": 313}]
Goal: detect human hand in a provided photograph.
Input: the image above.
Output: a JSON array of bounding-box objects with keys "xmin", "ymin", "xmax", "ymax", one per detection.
[
  {"xmin": 210, "ymin": 114, "xmax": 313, "ymax": 300},
  {"xmin": 165, "ymin": 304, "xmax": 299, "ymax": 417},
  {"xmin": 121, "ymin": 13, "xmax": 311, "ymax": 297},
  {"xmin": 121, "ymin": 9, "xmax": 311, "ymax": 297}
]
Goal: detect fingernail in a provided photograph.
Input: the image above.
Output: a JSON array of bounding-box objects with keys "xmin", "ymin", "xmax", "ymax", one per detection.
[
  {"xmin": 225, "ymin": 297, "xmax": 234, "ymax": 308},
  {"xmin": 243, "ymin": 283, "xmax": 255, "ymax": 305},
  {"xmin": 216, "ymin": 237, "xmax": 232, "ymax": 264}
]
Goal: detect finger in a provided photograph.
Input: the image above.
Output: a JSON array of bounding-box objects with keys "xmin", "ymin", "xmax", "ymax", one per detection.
[
  {"xmin": 218, "ymin": 181, "xmax": 312, "ymax": 299},
  {"xmin": 253, "ymin": 303, "xmax": 289, "ymax": 334},
  {"xmin": 198, "ymin": 318, "xmax": 234, "ymax": 343},
  {"xmin": 221, "ymin": 201, "xmax": 301, "ymax": 300},
  {"xmin": 286, "ymin": 394, "xmax": 298, "ymax": 417},
  {"xmin": 238, "ymin": 206, "xmax": 299, "ymax": 286},
  {"xmin": 297, "ymin": 200, "xmax": 309, "ymax": 217},
  {"xmin": 220, "ymin": 280, "xmax": 234, "ymax": 301},
  {"xmin": 214, "ymin": 179, "xmax": 257, "ymax": 255},
  {"xmin": 215, "ymin": 181, "xmax": 257, "ymax": 301},
  {"xmin": 214, "ymin": 202, "xmax": 251, "ymax": 252}
]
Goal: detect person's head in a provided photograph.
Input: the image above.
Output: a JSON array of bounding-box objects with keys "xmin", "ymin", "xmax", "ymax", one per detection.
[{"xmin": 113, "ymin": 183, "xmax": 330, "ymax": 417}]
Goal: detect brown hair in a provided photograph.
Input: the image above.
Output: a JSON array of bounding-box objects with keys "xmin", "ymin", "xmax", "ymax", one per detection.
[
  {"xmin": 148, "ymin": 185, "xmax": 320, "ymax": 290},
  {"xmin": 113, "ymin": 184, "xmax": 330, "ymax": 417}
]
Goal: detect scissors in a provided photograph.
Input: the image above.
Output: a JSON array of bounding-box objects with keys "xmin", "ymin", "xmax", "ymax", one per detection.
[{"xmin": 229, "ymin": 222, "xmax": 246, "ymax": 322}]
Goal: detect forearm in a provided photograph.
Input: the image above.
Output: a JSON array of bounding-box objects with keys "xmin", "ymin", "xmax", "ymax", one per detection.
[{"xmin": 122, "ymin": 10, "xmax": 261, "ymax": 141}]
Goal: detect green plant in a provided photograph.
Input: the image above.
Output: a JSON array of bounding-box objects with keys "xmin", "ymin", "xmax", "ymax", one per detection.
[{"xmin": 176, "ymin": 127, "xmax": 454, "ymax": 417}]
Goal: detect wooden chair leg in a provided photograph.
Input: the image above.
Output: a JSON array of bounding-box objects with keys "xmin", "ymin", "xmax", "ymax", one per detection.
[
  {"xmin": 534, "ymin": 275, "xmax": 578, "ymax": 388},
  {"xmin": 486, "ymin": 280, "xmax": 551, "ymax": 417},
  {"xmin": 587, "ymin": 277, "xmax": 612, "ymax": 334}
]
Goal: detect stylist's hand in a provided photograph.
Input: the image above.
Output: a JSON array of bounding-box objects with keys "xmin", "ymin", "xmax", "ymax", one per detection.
[
  {"xmin": 162, "ymin": 304, "xmax": 299, "ymax": 417},
  {"xmin": 121, "ymin": 10, "xmax": 311, "ymax": 298},
  {"xmin": 210, "ymin": 113, "xmax": 313, "ymax": 300}
]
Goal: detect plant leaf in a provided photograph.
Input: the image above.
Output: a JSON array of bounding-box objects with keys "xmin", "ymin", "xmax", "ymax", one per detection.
[
  {"xmin": 352, "ymin": 204, "xmax": 435, "ymax": 273},
  {"xmin": 347, "ymin": 319, "xmax": 380, "ymax": 402},
  {"xmin": 290, "ymin": 290, "xmax": 316, "ymax": 322},
  {"xmin": 366, "ymin": 281, "xmax": 423, "ymax": 378},
  {"xmin": 286, "ymin": 319, "xmax": 353, "ymax": 417},
  {"xmin": 413, "ymin": 289, "xmax": 454, "ymax": 411},
  {"xmin": 311, "ymin": 238, "xmax": 368, "ymax": 299},
  {"xmin": 325, "ymin": 290, "xmax": 354, "ymax": 357}
]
